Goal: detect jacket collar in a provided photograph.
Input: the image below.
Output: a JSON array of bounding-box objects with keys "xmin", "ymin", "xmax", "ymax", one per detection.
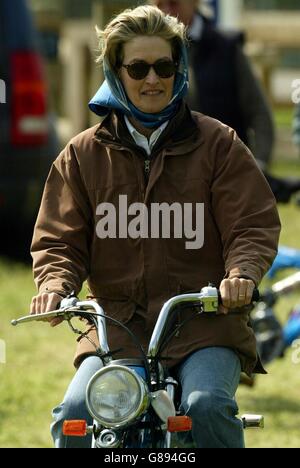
[{"xmin": 93, "ymin": 102, "xmax": 204, "ymax": 157}]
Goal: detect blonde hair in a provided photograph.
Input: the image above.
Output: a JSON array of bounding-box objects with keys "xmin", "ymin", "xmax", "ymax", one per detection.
[{"xmin": 95, "ymin": 5, "xmax": 186, "ymax": 72}]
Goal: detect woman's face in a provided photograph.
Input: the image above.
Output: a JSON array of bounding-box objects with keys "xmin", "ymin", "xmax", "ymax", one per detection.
[{"xmin": 119, "ymin": 36, "xmax": 176, "ymax": 114}]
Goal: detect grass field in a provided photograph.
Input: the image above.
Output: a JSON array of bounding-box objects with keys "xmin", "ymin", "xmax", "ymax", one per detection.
[{"xmin": 1, "ymin": 158, "xmax": 300, "ymax": 448}]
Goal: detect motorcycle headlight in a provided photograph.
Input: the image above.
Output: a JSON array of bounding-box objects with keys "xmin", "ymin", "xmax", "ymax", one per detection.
[{"xmin": 86, "ymin": 365, "xmax": 150, "ymax": 428}]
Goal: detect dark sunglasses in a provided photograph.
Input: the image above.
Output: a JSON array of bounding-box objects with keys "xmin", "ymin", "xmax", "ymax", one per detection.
[{"xmin": 122, "ymin": 59, "xmax": 178, "ymax": 80}]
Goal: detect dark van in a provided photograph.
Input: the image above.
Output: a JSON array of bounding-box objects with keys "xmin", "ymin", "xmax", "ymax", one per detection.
[{"xmin": 0, "ymin": 0, "xmax": 58, "ymax": 258}]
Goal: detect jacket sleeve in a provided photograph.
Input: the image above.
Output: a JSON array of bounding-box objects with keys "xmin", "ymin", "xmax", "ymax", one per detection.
[
  {"xmin": 31, "ymin": 143, "xmax": 93, "ymax": 296},
  {"xmin": 235, "ymin": 46, "xmax": 275, "ymax": 170},
  {"xmin": 211, "ymin": 130, "xmax": 281, "ymax": 286}
]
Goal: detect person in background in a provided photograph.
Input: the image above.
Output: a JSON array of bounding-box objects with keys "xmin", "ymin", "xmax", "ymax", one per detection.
[{"xmin": 150, "ymin": 0, "xmax": 275, "ymax": 170}]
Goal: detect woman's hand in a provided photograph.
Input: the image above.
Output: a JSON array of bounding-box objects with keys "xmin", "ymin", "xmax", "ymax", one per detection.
[
  {"xmin": 219, "ymin": 278, "xmax": 255, "ymax": 315},
  {"xmin": 30, "ymin": 292, "xmax": 64, "ymax": 327}
]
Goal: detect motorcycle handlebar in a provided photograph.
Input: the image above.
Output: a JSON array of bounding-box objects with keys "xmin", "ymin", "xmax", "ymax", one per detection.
[
  {"xmin": 147, "ymin": 286, "xmax": 260, "ymax": 357},
  {"xmin": 11, "ymin": 287, "xmax": 260, "ymax": 327},
  {"xmin": 12, "ymin": 286, "xmax": 260, "ymax": 360},
  {"xmin": 218, "ymin": 288, "xmax": 260, "ymax": 306},
  {"xmin": 252, "ymin": 288, "xmax": 260, "ymax": 303}
]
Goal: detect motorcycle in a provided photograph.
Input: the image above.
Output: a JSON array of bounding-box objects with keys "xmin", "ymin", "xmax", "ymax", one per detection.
[
  {"xmin": 12, "ymin": 285, "xmax": 263, "ymax": 448},
  {"xmin": 251, "ymin": 271, "xmax": 300, "ymax": 365},
  {"xmin": 248, "ymin": 175, "xmax": 300, "ymax": 372},
  {"xmin": 267, "ymin": 246, "xmax": 300, "ymax": 280},
  {"xmin": 237, "ymin": 176, "xmax": 300, "ymax": 386}
]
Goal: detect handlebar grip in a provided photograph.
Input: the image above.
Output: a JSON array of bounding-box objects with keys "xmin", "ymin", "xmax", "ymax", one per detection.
[
  {"xmin": 252, "ymin": 288, "xmax": 260, "ymax": 303},
  {"xmin": 218, "ymin": 288, "xmax": 260, "ymax": 305}
]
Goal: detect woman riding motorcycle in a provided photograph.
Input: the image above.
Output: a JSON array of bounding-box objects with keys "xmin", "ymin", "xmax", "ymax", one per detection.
[{"xmin": 30, "ymin": 6, "xmax": 280, "ymax": 448}]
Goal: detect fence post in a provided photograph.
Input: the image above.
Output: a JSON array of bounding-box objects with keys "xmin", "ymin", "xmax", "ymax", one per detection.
[{"xmin": 217, "ymin": 0, "xmax": 243, "ymax": 29}]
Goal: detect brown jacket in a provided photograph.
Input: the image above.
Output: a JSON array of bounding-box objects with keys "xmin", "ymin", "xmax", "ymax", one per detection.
[{"xmin": 31, "ymin": 104, "xmax": 281, "ymax": 376}]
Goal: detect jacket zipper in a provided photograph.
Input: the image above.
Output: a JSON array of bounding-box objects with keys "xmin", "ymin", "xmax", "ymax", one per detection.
[
  {"xmin": 94, "ymin": 134, "xmax": 152, "ymax": 181},
  {"xmin": 144, "ymin": 159, "xmax": 151, "ymax": 180}
]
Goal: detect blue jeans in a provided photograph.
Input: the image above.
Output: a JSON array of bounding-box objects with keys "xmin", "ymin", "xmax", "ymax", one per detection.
[{"xmin": 51, "ymin": 347, "xmax": 244, "ymax": 448}]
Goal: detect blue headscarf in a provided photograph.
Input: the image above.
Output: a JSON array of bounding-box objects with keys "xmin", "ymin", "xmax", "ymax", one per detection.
[{"xmin": 89, "ymin": 42, "xmax": 189, "ymax": 128}]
